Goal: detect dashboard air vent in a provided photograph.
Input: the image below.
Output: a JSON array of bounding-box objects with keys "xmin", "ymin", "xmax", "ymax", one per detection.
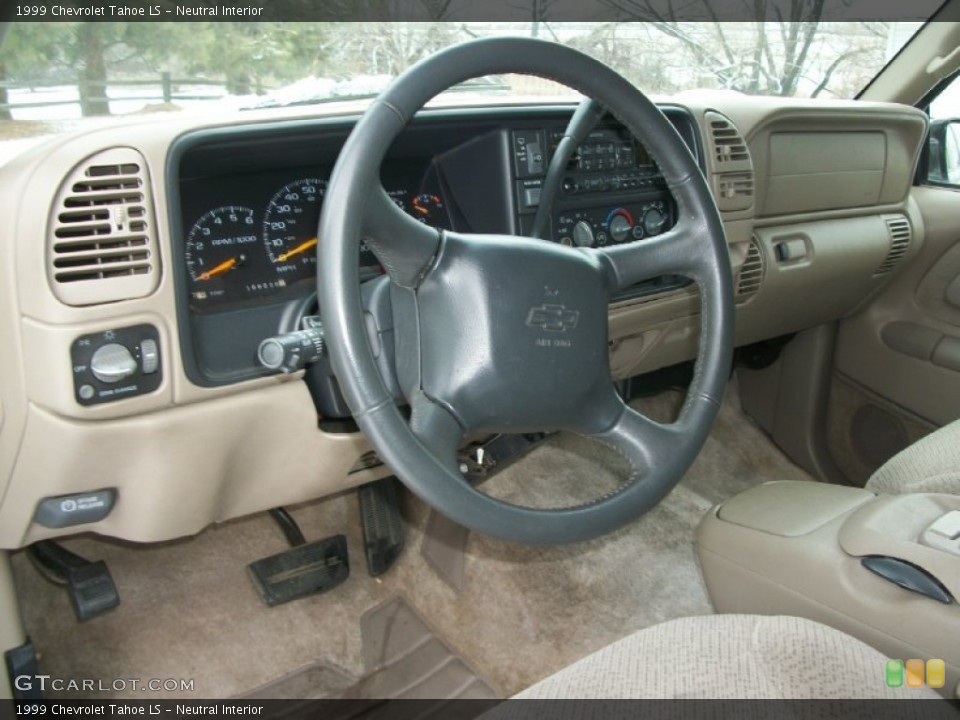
[
  {"xmin": 875, "ymin": 215, "xmax": 911, "ymax": 276},
  {"xmin": 736, "ymin": 239, "xmax": 764, "ymax": 301},
  {"xmin": 48, "ymin": 148, "xmax": 158, "ymax": 306},
  {"xmin": 705, "ymin": 111, "xmax": 754, "ymax": 213},
  {"xmin": 706, "ymin": 112, "xmax": 750, "ymax": 164},
  {"xmin": 716, "ymin": 172, "xmax": 755, "ymax": 201}
]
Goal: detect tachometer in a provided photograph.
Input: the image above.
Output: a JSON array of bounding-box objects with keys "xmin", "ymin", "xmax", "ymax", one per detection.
[
  {"xmin": 263, "ymin": 178, "xmax": 325, "ymax": 284},
  {"xmin": 186, "ymin": 206, "xmax": 259, "ymax": 304}
]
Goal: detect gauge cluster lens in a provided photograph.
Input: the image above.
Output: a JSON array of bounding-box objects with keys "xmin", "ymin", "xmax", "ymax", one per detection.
[{"xmin": 182, "ymin": 165, "xmax": 448, "ymax": 312}]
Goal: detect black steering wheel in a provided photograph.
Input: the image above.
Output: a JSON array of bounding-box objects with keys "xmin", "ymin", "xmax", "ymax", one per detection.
[{"xmin": 318, "ymin": 38, "xmax": 733, "ymax": 544}]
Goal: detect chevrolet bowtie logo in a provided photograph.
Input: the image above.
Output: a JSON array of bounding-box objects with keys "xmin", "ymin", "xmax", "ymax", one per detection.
[{"xmin": 526, "ymin": 304, "xmax": 580, "ymax": 332}]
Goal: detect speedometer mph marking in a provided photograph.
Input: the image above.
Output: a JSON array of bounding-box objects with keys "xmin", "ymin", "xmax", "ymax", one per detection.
[{"xmin": 263, "ymin": 178, "xmax": 326, "ymax": 281}]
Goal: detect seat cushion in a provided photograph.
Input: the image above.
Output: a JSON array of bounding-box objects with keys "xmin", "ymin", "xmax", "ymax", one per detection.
[
  {"xmin": 866, "ymin": 419, "xmax": 960, "ymax": 495},
  {"xmin": 514, "ymin": 614, "xmax": 940, "ymax": 699}
]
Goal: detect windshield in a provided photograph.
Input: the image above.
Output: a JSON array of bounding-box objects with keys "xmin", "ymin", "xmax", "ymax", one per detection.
[{"xmin": 0, "ymin": 19, "xmax": 931, "ymax": 163}]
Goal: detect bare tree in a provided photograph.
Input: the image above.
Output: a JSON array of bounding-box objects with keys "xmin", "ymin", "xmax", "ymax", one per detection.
[{"xmin": 596, "ymin": 0, "xmax": 863, "ymax": 97}]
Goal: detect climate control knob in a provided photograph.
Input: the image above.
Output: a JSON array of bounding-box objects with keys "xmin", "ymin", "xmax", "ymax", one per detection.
[
  {"xmin": 572, "ymin": 220, "xmax": 595, "ymax": 248},
  {"xmin": 606, "ymin": 209, "xmax": 635, "ymax": 243},
  {"xmin": 90, "ymin": 343, "xmax": 138, "ymax": 384},
  {"xmin": 643, "ymin": 208, "xmax": 667, "ymax": 237}
]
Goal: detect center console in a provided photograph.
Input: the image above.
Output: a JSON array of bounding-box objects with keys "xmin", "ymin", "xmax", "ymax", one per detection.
[{"xmin": 697, "ymin": 481, "xmax": 960, "ymax": 697}]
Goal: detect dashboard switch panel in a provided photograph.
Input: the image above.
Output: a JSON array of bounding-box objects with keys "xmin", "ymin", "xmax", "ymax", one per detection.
[{"xmin": 71, "ymin": 324, "xmax": 162, "ymax": 406}]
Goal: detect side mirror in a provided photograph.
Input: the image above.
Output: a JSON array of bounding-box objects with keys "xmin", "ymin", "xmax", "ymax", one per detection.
[{"xmin": 928, "ymin": 118, "xmax": 960, "ymax": 185}]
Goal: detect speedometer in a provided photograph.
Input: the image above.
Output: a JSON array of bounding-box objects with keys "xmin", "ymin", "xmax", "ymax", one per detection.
[{"xmin": 263, "ymin": 178, "xmax": 325, "ymax": 284}]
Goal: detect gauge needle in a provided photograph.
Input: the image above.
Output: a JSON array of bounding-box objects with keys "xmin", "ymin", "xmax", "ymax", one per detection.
[
  {"xmin": 277, "ymin": 237, "xmax": 318, "ymax": 263},
  {"xmin": 197, "ymin": 257, "xmax": 237, "ymax": 281}
]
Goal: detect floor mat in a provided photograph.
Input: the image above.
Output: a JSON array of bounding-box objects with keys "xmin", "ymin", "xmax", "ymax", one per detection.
[
  {"xmin": 242, "ymin": 595, "xmax": 500, "ymax": 701},
  {"xmin": 9, "ymin": 378, "xmax": 814, "ymax": 699}
]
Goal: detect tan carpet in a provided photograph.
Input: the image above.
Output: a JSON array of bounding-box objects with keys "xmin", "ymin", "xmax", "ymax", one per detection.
[{"xmin": 10, "ymin": 377, "xmax": 814, "ymax": 700}]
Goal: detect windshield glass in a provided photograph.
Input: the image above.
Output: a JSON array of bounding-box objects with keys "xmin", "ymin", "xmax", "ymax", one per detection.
[{"xmin": 0, "ymin": 19, "xmax": 931, "ymax": 163}]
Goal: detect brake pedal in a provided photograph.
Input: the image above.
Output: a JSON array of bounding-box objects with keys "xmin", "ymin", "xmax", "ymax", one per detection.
[
  {"xmin": 358, "ymin": 478, "xmax": 405, "ymax": 577},
  {"xmin": 247, "ymin": 534, "xmax": 349, "ymax": 607},
  {"xmin": 27, "ymin": 540, "xmax": 119, "ymax": 621}
]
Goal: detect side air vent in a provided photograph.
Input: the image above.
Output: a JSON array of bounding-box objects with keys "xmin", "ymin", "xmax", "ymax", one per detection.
[
  {"xmin": 716, "ymin": 172, "xmax": 755, "ymax": 201},
  {"xmin": 48, "ymin": 148, "xmax": 158, "ymax": 306},
  {"xmin": 705, "ymin": 111, "xmax": 754, "ymax": 213},
  {"xmin": 874, "ymin": 215, "xmax": 912, "ymax": 276},
  {"xmin": 736, "ymin": 239, "xmax": 765, "ymax": 301},
  {"xmin": 707, "ymin": 113, "xmax": 750, "ymax": 164}
]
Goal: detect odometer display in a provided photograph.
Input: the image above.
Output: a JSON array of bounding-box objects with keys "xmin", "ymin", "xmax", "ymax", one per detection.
[{"xmin": 263, "ymin": 178, "xmax": 325, "ymax": 285}]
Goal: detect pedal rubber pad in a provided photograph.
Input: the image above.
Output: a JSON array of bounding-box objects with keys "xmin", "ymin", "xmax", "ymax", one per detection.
[
  {"xmin": 247, "ymin": 534, "xmax": 349, "ymax": 607},
  {"xmin": 359, "ymin": 478, "xmax": 406, "ymax": 577},
  {"xmin": 67, "ymin": 561, "xmax": 120, "ymax": 621}
]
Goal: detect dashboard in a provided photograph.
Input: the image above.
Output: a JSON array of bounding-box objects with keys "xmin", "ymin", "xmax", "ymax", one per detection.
[
  {"xmin": 0, "ymin": 92, "xmax": 930, "ymax": 547},
  {"xmin": 172, "ymin": 108, "xmax": 700, "ymax": 391}
]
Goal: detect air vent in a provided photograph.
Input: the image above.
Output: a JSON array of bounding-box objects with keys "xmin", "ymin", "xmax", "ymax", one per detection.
[
  {"xmin": 716, "ymin": 172, "xmax": 755, "ymax": 201},
  {"xmin": 874, "ymin": 215, "xmax": 912, "ymax": 276},
  {"xmin": 705, "ymin": 111, "xmax": 754, "ymax": 212},
  {"xmin": 706, "ymin": 111, "xmax": 750, "ymax": 165},
  {"xmin": 48, "ymin": 148, "xmax": 158, "ymax": 306},
  {"xmin": 736, "ymin": 239, "xmax": 765, "ymax": 301}
]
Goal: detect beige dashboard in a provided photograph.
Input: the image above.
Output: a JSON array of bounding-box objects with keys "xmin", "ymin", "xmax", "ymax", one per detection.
[{"xmin": 0, "ymin": 93, "xmax": 928, "ymax": 549}]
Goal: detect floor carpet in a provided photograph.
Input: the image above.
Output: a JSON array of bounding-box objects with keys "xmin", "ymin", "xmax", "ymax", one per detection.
[{"xmin": 10, "ymin": 377, "xmax": 814, "ymax": 699}]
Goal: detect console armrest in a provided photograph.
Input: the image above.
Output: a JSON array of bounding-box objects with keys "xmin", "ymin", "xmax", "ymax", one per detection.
[{"xmin": 697, "ymin": 480, "xmax": 960, "ymax": 698}]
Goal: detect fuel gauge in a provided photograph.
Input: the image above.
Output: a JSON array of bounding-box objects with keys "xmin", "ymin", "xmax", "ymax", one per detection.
[{"xmin": 411, "ymin": 193, "xmax": 445, "ymax": 225}]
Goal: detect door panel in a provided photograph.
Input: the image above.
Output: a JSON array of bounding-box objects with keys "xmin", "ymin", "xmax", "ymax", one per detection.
[{"xmin": 829, "ymin": 187, "xmax": 960, "ymax": 484}]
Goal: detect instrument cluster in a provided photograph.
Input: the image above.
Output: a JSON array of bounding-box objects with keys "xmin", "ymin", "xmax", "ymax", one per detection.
[{"xmin": 181, "ymin": 164, "xmax": 450, "ymax": 312}]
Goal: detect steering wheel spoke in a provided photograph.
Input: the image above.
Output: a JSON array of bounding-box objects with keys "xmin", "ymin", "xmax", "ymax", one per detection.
[
  {"xmin": 593, "ymin": 217, "xmax": 706, "ymax": 294},
  {"xmin": 409, "ymin": 393, "xmax": 466, "ymax": 474},
  {"xmin": 362, "ymin": 186, "xmax": 443, "ymax": 288}
]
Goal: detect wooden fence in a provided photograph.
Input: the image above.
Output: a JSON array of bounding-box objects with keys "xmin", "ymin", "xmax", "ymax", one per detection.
[{"xmin": 0, "ymin": 73, "xmax": 228, "ymax": 114}]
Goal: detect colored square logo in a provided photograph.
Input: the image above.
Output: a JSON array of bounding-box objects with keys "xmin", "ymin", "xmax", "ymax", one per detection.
[
  {"xmin": 905, "ymin": 659, "xmax": 925, "ymax": 688},
  {"xmin": 927, "ymin": 659, "xmax": 946, "ymax": 689},
  {"xmin": 886, "ymin": 659, "xmax": 904, "ymax": 688}
]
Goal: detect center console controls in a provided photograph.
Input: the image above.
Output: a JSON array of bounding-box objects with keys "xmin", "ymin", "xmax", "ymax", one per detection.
[{"xmin": 513, "ymin": 124, "xmax": 675, "ymax": 248}]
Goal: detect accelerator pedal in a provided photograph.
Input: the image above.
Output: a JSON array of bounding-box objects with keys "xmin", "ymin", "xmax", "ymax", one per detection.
[
  {"xmin": 359, "ymin": 478, "xmax": 405, "ymax": 577},
  {"xmin": 247, "ymin": 534, "xmax": 349, "ymax": 607},
  {"xmin": 27, "ymin": 540, "xmax": 119, "ymax": 621}
]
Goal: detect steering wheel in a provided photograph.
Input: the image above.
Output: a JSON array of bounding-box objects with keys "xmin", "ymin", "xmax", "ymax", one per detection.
[{"xmin": 318, "ymin": 37, "xmax": 733, "ymax": 544}]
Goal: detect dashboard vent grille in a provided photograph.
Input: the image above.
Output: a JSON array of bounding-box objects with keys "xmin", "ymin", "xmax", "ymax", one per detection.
[
  {"xmin": 875, "ymin": 215, "xmax": 911, "ymax": 276},
  {"xmin": 48, "ymin": 148, "xmax": 158, "ymax": 306},
  {"xmin": 705, "ymin": 111, "xmax": 754, "ymax": 212},
  {"xmin": 717, "ymin": 172, "xmax": 755, "ymax": 201},
  {"xmin": 707, "ymin": 112, "xmax": 750, "ymax": 164},
  {"xmin": 736, "ymin": 239, "xmax": 764, "ymax": 301}
]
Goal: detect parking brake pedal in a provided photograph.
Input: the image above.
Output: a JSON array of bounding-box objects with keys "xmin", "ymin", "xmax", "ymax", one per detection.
[
  {"xmin": 27, "ymin": 540, "xmax": 119, "ymax": 621},
  {"xmin": 358, "ymin": 477, "xmax": 405, "ymax": 576}
]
